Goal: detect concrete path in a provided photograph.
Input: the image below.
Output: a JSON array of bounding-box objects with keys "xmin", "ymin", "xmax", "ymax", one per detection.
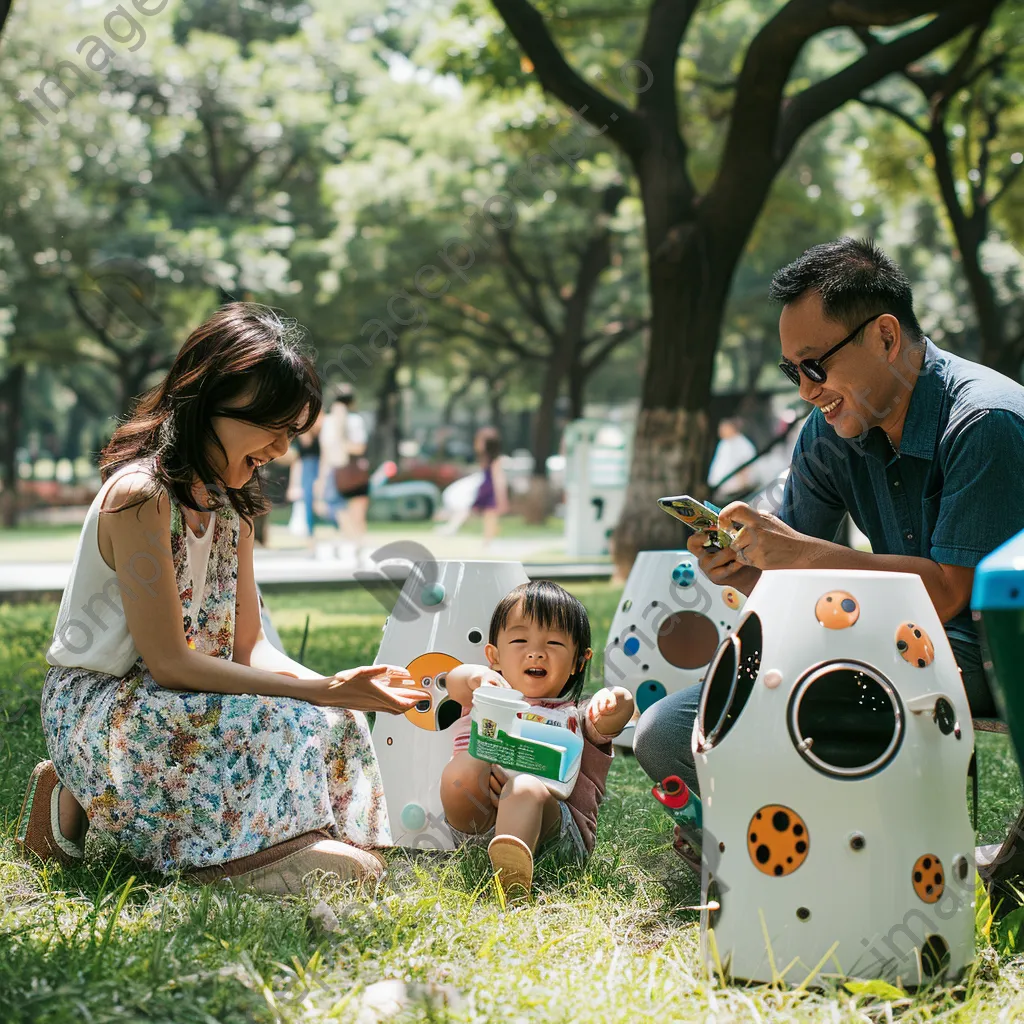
[{"xmin": 0, "ymin": 530, "xmax": 613, "ymax": 601}]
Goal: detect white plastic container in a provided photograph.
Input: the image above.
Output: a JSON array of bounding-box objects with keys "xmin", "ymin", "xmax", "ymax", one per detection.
[
  {"xmin": 469, "ymin": 685, "xmax": 584, "ymax": 800},
  {"xmin": 696, "ymin": 569, "xmax": 974, "ymax": 987}
]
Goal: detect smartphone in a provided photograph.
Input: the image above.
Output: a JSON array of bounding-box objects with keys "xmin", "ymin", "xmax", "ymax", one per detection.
[{"xmin": 658, "ymin": 494, "xmax": 734, "ymax": 549}]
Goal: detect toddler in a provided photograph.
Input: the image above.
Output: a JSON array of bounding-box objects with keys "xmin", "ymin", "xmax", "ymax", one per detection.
[{"xmin": 440, "ymin": 580, "xmax": 634, "ymax": 896}]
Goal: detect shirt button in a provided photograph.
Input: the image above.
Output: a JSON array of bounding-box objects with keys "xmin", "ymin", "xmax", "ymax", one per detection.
[
  {"xmin": 893, "ymin": 480, "xmax": 901, "ymax": 488},
  {"xmin": 906, "ymin": 532, "xmax": 914, "ymax": 541}
]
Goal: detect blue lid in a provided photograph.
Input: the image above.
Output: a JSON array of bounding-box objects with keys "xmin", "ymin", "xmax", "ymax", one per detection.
[{"xmin": 972, "ymin": 526, "xmax": 1024, "ymax": 610}]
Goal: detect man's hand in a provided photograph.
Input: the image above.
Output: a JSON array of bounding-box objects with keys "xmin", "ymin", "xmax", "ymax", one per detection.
[
  {"xmin": 685, "ymin": 530, "xmax": 762, "ymax": 593},
  {"xmin": 721, "ymin": 501, "xmax": 818, "ymax": 572},
  {"xmin": 587, "ymin": 686, "xmax": 635, "ymax": 738}
]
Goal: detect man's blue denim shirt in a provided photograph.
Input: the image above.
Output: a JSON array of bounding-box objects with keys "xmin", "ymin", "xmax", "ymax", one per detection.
[{"xmin": 779, "ymin": 339, "xmax": 1024, "ymax": 676}]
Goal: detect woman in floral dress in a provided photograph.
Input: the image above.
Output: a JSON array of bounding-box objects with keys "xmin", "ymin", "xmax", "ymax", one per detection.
[{"xmin": 16, "ymin": 304, "xmax": 420, "ymax": 894}]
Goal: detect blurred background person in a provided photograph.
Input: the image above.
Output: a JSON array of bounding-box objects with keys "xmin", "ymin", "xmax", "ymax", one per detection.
[
  {"xmin": 319, "ymin": 384, "xmax": 370, "ymax": 565},
  {"xmin": 295, "ymin": 410, "xmax": 326, "ymax": 556},
  {"xmin": 440, "ymin": 426, "xmax": 508, "ymax": 544},
  {"xmin": 707, "ymin": 416, "xmax": 757, "ymax": 502}
]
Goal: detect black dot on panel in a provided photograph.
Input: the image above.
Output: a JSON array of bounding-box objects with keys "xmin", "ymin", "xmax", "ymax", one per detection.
[
  {"xmin": 774, "ymin": 865, "xmax": 784, "ymax": 876},
  {"xmin": 793, "ymin": 824, "xmax": 804, "ymax": 837},
  {"xmin": 795, "ymin": 841, "xmax": 807, "ymax": 854},
  {"xmin": 914, "ymin": 871, "xmax": 923, "ymax": 882},
  {"xmin": 756, "ymin": 845, "xmax": 771, "ymax": 864},
  {"xmin": 772, "ymin": 811, "xmax": 790, "ymax": 831}
]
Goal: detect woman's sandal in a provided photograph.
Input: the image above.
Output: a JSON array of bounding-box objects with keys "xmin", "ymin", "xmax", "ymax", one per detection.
[
  {"xmin": 188, "ymin": 828, "xmax": 387, "ymax": 896},
  {"xmin": 15, "ymin": 760, "xmax": 86, "ymax": 867},
  {"xmin": 487, "ymin": 834, "xmax": 534, "ymax": 899}
]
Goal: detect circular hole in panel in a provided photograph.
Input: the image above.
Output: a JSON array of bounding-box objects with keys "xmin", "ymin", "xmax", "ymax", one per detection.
[
  {"xmin": 921, "ymin": 935, "xmax": 950, "ymax": 979},
  {"xmin": 437, "ymin": 698, "xmax": 463, "ymax": 731},
  {"xmin": 698, "ymin": 635, "xmax": 738, "ymax": 747},
  {"xmin": 467, "ymin": 628, "xmax": 483, "ymax": 644},
  {"xmin": 788, "ymin": 661, "xmax": 904, "ymax": 779},
  {"xmin": 696, "ymin": 613, "xmax": 762, "ymax": 748},
  {"xmin": 796, "ymin": 907, "xmax": 811, "ymax": 921},
  {"xmin": 658, "ymin": 611, "xmax": 721, "ymax": 670}
]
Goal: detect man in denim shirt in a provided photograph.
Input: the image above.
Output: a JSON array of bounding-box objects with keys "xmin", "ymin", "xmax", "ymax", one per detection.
[{"xmin": 635, "ymin": 237, "xmax": 1024, "ymax": 802}]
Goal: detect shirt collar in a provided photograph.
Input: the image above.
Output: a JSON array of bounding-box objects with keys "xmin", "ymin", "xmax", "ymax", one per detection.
[
  {"xmin": 835, "ymin": 338, "xmax": 943, "ymax": 464},
  {"xmin": 896, "ymin": 338, "xmax": 944, "ymax": 460}
]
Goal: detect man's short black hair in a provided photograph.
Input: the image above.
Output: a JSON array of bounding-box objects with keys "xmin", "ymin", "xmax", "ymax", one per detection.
[{"xmin": 769, "ymin": 237, "xmax": 923, "ymax": 344}]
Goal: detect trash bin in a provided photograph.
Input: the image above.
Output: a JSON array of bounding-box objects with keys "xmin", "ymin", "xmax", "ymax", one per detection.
[
  {"xmin": 563, "ymin": 419, "xmax": 629, "ymax": 558},
  {"xmin": 972, "ymin": 528, "xmax": 1024, "ymax": 779}
]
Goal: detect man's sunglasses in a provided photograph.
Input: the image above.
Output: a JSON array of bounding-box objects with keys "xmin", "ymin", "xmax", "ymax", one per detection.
[{"xmin": 778, "ymin": 312, "xmax": 887, "ymax": 387}]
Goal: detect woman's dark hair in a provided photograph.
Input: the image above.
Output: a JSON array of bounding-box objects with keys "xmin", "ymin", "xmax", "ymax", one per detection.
[
  {"xmin": 476, "ymin": 427, "xmax": 501, "ymax": 466},
  {"xmin": 768, "ymin": 237, "xmax": 924, "ymax": 344},
  {"xmin": 99, "ymin": 303, "xmax": 322, "ymax": 524},
  {"xmin": 489, "ymin": 580, "xmax": 592, "ymax": 702}
]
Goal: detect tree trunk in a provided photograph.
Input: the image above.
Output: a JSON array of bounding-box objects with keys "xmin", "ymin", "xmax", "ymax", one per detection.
[
  {"xmin": 373, "ymin": 355, "xmax": 402, "ymax": 464},
  {"xmin": 0, "ymin": 363, "xmax": 26, "ymax": 527},
  {"xmin": 487, "ymin": 378, "xmax": 503, "ymax": 429},
  {"xmin": 525, "ymin": 361, "xmax": 560, "ymax": 523},
  {"xmin": 611, "ymin": 174, "xmax": 740, "ymax": 571},
  {"xmin": 568, "ymin": 361, "xmax": 584, "ymax": 421}
]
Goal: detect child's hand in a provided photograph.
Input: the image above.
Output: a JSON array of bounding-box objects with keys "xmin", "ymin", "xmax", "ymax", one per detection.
[
  {"xmin": 467, "ymin": 666, "xmax": 509, "ymax": 692},
  {"xmin": 444, "ymin": 662, "xmax": 509, "ymax": 706},
  {"xmin": 587, "ymin": 686, "xmax": 635, "ymax": 738}
]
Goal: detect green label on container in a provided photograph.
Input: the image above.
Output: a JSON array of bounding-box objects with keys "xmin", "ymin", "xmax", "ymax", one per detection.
[{"xmin": 468, "ymin": 720, "xmax": 563, "ymax": 780}]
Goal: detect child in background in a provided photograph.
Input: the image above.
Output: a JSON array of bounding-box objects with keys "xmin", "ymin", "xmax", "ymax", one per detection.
[{"xmin": 440, "ymin": 581, "xmax": 634, "ymax": 896}]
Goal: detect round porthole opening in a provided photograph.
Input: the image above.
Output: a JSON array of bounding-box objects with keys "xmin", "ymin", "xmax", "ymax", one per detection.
[
  {"xmin": 788, "ymin": 661, "xmax": 903, "ymax": 779},
  {"xmin": 698, "ymin": 635, "xmax": 738, "ymax": 748},
  {"xmin": 696, "ymin": 612, "xmax": 763, "ymax": 749}
]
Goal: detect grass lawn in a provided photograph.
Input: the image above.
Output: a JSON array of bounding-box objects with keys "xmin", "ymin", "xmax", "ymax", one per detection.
[{"xmin": 3, "ymin": 583, "xmax": 1024, "ymax": 1022}]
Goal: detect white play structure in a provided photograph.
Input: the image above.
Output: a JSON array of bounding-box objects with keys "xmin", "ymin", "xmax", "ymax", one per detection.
[
  {"xmin": 604, "ymin": 550, "xmax": 745, "ymax": 747},
  {"xmin": 371, "ymin": 559, "xmax": 529, "ymax": 849},
  {"xmin": 695, "ymin": 569, "xmax": 974, "ymax": 987}
]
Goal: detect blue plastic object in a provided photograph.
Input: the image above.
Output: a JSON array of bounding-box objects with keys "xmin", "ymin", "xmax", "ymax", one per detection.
[
  {"xmin": 972, "ymin": 530, "xmax": 1024, "ymax": 610},
  {"xmin": 636, "ymin": 679, "xmax": 667, "ymax": 712},
  {"xmin": 672, "ymin": 561, "xmax": 696, "ymax": 587},
  {"xmin": 973, "ymin": 527, "xmax": 1024, "ymax": 778},
  {"xmin": 623, "ymin": 635, "xmax": 641, "ymax": 656}
]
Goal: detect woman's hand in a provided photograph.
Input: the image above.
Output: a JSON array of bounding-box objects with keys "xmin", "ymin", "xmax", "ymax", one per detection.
[{"xmin": 303, "ymin": 664, "xmax": 422, "ymax": 714}]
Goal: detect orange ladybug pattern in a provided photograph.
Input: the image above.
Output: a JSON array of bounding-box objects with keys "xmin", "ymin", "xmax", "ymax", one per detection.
[
  {"xmin": 895, "ymin": 622, "xmax": 935, "ymax": 668},
  {"xmin": 747, "ymin": 805, "xmax": 810, "ymax": 877},
  {"xmin": 912, "ymin": 854, "xmax": 944, "ymax": 903},
  {"xmin": 815, "ymin": 591, "xmax": 860, "ymax": 629}
]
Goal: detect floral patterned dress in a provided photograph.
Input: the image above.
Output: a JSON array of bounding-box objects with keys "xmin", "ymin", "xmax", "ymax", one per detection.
[{"xmin": 41, "ymin": 492, "xmax": 390, "ymax": 873}]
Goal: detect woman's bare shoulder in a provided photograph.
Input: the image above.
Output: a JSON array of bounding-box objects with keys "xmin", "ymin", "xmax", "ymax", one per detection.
[{"xmin": 101, "ymin": 467, "xmax": 165, "ymax": 515}]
